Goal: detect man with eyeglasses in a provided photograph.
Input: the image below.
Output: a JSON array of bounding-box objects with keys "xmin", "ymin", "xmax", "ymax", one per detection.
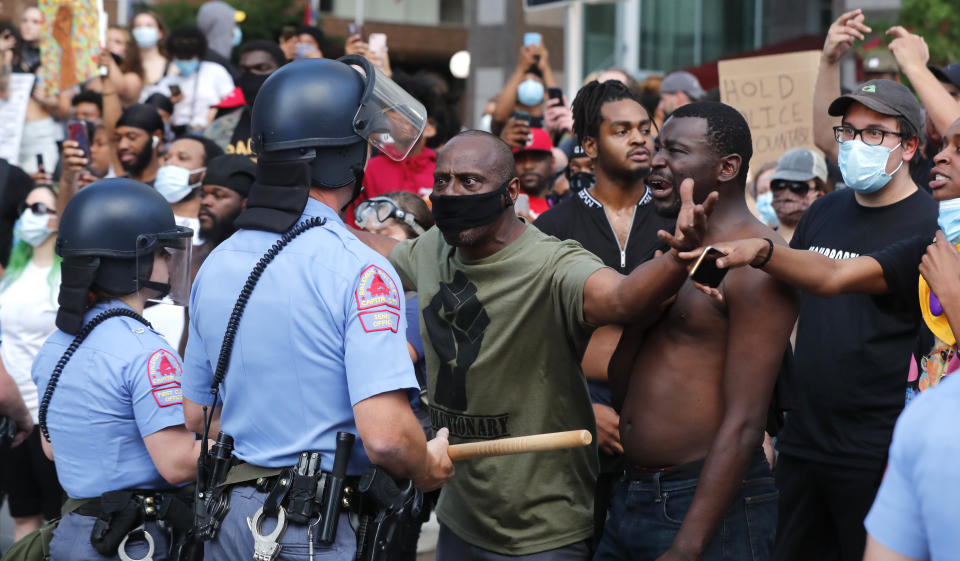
[
  {"xmin": 768, "ymin": 148, "xmax": 832, "ymax": 243},
  {"xmin": 690, "ymin": 75, "xmax": 937, "ymax": 561}
]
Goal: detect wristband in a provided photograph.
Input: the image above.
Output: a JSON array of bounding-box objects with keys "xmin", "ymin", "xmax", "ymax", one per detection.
[{"xmin": 752, "ymin": 238, "xmax": 774, "ymax": 269}]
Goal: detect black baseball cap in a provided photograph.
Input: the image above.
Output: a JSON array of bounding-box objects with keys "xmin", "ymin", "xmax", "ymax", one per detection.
[
  {"xmin": 828, "ymin": 79, "xmax": 923, "ymax": 135},
  {"xmin": 202, "ymin": 154, "xmax": 256, "ymax": 197},
  {"xmin": 929, "ymin": 62, "xmax": 960, "ymax": 89}
]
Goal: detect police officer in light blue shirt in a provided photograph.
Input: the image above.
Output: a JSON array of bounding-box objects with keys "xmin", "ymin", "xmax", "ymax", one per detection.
[
  {"xmin": 181, "ymin": 56, "xmax": 453, "ymax": 561},
  {"xmin": 863, "ymin": 374, "xmax": 960, "ymax": 561},
  {"xmin": 31, "ymin": 179, "xmax": 201, "ymax": 561}
]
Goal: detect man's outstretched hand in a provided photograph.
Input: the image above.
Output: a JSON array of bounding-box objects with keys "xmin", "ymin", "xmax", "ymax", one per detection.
[{"xmin": 658, "ymin": 178, "xmax": 719, "ymax": 256}]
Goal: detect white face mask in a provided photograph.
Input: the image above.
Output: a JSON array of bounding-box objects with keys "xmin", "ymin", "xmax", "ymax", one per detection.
[
  {"xmin": 14, "ymin": 208, "xmax": 54, "ymax": 247},
  {"xmin": 154, "ymin": 165, "xmax": 205, "ymax": 203}
]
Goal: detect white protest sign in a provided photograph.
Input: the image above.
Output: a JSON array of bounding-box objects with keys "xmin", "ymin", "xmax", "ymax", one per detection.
[{"xmin": 0, "ymin": 74, "xmax": 36, "ymax": 164}]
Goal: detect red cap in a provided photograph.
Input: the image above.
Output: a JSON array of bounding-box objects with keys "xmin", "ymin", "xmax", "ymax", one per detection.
[
  {"xmin": 513, "ymin": 127, "xmax": 554, "ymax": 154},
  {"xmin": 215, "ymin": 87, "xmax": 246, "ymax": 109}
]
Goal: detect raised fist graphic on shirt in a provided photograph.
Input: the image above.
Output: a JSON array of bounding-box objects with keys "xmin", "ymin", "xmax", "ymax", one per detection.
[{"xmin": 422, "ymin": 271, "xmax": 489, "ymax": 411}]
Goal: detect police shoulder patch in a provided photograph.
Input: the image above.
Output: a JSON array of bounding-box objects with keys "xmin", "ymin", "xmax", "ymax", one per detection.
[
  {"xmin": 358, "ymin": 310, "xmax": 401, "ymax": 333},
  {"xmin": 147, "ymin": 349, "xmax": 182, "ymax": 387},
  {"xmin": 355, "ymin": 265, "xmax": 401, "ymax": 311}
]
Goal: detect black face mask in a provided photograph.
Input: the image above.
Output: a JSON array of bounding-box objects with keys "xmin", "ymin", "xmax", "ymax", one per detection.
[
  {"xmin": 429, "ymin": 180, "xmax": 513, "ymax": 237},
  {"xmin": 568, "ymin": 171, "xmax": 595, "ymax": 193},
  {"xmin": 238, "ymin": 72, "xmax": 269, "ymax": 107}
]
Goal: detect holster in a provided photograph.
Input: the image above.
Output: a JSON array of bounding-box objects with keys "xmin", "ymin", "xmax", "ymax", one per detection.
[
  {"xmin": 89, "ymin": 491, "xmax": 141, "ymax": 556},
  {"xmin": 81, "ymin": 488, "xmax": 195, "ymax": 560},
  {"xmin": 191, "ymin": 432, "xmax": 235, "ymax": 544},
  {"xmin": 355, "ymin": 466, "xmax": 423, "ymax": 561}
]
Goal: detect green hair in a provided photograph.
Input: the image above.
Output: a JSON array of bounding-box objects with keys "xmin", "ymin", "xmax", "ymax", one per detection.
[{"xmin": 0, "ymin": 241, "xmax": 62, "ymax": 305}]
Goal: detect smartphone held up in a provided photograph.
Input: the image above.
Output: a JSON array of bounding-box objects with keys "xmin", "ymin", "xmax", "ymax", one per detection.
[{"xmin": 689, "ymin": 247, "xmax": 728, "ymax": 288}]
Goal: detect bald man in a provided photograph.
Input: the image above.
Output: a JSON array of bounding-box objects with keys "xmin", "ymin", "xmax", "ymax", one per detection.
[{"xmin": 356, "ymin": 130, "xmax": 716, "ymax": 560}]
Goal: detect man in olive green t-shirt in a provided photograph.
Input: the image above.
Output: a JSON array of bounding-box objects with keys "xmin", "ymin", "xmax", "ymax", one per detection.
[{"xmin": 357, "ymin": 130, "xmax": 715, "ymax": 559}]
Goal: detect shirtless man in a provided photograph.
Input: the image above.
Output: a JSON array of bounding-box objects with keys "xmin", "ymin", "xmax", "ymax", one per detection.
[{"xmin": 595, "ymin": 102, "xmax": 798, "ymax": 561}]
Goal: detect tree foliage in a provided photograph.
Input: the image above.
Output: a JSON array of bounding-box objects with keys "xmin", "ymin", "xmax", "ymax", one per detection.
[
  {"xmin": 145, "ymin": 0, "xmax": 305, "ymax": 44},
  {"xmin": 899, "ymin": 0, "xmax": 960, "ymax": 65}
]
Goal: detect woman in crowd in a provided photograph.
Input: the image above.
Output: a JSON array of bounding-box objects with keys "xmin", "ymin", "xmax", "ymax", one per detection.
[
  {"xmin": 103, "ymin": 25, "xmax": 145, "ymax": 107},
  {"xmin": 131, "ymin": 11, "xmax": 174, "ymax": 89},
  {"xmin": 0, "ymin": 185, "xmax": 63, "ymax": 540}
]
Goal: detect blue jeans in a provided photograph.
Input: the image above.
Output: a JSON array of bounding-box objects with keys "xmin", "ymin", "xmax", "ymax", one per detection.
[
  {"xmin": 204, "ymin": 485, "xmax": 357, "ymax": 561},
  {"xmin": 593, "ymin": 458, "xmax": 778, "ymax": 561},
  {"xmin": 50, "ymin": 513, "xmax": 170, "ymax": 561}
]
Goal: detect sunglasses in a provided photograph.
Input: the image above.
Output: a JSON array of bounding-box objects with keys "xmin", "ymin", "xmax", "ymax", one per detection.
[
  {"xmin": 18, "ymin": 202, "xmax": 56, "ymax": 216},
  {"xmin": 770, "ymin": 180, "xmax": 811, "ymax": 196}
]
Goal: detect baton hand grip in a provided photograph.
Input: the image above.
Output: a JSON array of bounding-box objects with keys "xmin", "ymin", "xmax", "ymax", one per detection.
[{"xmin": 447, "ymin": 430, "xmax": 592, "ymax": 461}]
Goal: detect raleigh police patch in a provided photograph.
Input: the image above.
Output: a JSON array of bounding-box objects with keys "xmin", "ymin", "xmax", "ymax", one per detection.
[
  {"xmin": 359, "ymin": 310, "xmax": 401, "ymax": 333},
  {"xmin": 147, "ymin": 349, "xmax": 182, "ymax": 387},
  {"xmin": 355, "ymin": 265, "xmax": 401, "ymax": 310}
]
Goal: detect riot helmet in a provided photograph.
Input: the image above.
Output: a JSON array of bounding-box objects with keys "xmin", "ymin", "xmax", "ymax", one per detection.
[
  {"xmin": 55, "ymin": 178, "xmax": 192, "ymax": 334},
  {"xmin": 241, "ymin": 55, "xmax": 426, "ymax": 232}
]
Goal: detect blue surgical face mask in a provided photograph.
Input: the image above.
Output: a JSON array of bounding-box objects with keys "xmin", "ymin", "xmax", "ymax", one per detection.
[
  {"xmin": 938, "ymin": 198, "xmax": 960, "ymax": 243},
  {"xmin": 174, "ymin": 58, "xmax": 200, "ymax": 77},
  {"xmin": 517, "ymin": 79, "xmax": 545, "ymax": 107},
  {"xmin": 14, "ymin": 209, "xmax": 54, "ymax": 247},
  {"xmin": 155, "ymin": 165, "xmax": 205, "ymax": 203},
  {"xmin": 837, "ymin": 139, "xmax": 903, "ymax": 194},
  {"xmin": 755, "ymin": 191, "xmax": 779, "ymax": 227},
  {"xmin": 132, "ymin": 26, "xmax": 159, "ymax": 49},
  {"xmin": 295, "ymin": 43, "xmax": 316, "ymax": 60},
  {"xmin": 232, "ymin": 27, "xmax": 243, "ymax": 47}
]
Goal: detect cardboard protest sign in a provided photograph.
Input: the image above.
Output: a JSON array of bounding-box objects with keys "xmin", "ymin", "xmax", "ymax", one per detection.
[
  {"xmin": 0, "ymin": 74, "xmax": 35, "ymax": 163},
  {"xmin": 719, "ymin": 50, "xmax": 822, "ymax": 170},
  {"xmin": 36, "ymin": 0, "xmax": 100, "ymax": 98}
]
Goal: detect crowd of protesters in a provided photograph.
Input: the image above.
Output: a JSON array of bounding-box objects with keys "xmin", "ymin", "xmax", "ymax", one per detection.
[{"xmin": 0, "ymin": 3, "xmax": 959, "ymax": 561}]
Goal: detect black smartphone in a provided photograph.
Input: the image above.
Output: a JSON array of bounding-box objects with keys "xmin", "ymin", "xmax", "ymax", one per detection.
[
  {"xmin": 35, "ymin": 154, "xmax": 45, "ymax": 174},
  {"xmin": 689, "ymin": 247, "xmax": 728, "ymax": 288},
  {"xmin": 511, "ymin": 110, "xmax": 531, "ymax": 124},
  {"xmin": 547, "ymin": 87, "xmax": 563, "ymax": 102},
  {"xmin": 169, "ymin": 84, "xmax": 181, "ymax": 97}
]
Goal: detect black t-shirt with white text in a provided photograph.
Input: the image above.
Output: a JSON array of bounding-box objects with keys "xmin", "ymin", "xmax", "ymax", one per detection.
[
  {"xmin": 534, "ymin": 188, "xmax": 674, "ymax": 276},
  {"xmin": 779, "ymin": 188, "xmax": 937, "ymax": 470}
]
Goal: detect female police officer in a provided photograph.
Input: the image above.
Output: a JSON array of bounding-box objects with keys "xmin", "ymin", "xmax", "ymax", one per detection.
[{"xmin": 31, "ymin": 178, "xmax": 202, "ymax": 561}]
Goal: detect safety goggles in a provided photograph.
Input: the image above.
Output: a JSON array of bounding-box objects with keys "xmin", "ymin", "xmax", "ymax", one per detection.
[
  {"xmin": 770, "ymin": 180, "xmax": 812, "ymax": 196},
  {"xmin": 18, "ymin": 201, "xmax": 57, "ymax": 216},
  {"xmin": 354, "ymin": 197, "xmax": 425, "ymax": 235}
]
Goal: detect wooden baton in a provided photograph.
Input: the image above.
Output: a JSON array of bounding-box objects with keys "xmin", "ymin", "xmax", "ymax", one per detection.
[{"xmin": 447, "ymin": 430, "xmax": 593, "ymax": 461}]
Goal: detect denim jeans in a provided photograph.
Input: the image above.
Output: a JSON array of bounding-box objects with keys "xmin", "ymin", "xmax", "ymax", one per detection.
[
  {"xmin": 593, "ymin": 458, "xmax": 778, "ymax": 561},
  {"xmin": 49, "ymin": 513, "xmax": 170, "ymax": 561},
  {"xmin": 204, "ymin": 485, "xmax": 357, "ymax": 561}
]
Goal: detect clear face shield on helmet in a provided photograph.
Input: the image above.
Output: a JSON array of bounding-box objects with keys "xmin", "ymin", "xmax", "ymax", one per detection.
[
  {"xmin": 354, "ymin": 196, "xmax": 425, "ymax": 234},
  {"xmin": 135, "ymin": 226, "xmax": 193, "ymax": 306},
  {"xmin": 339, "ymin": 55, "xmax": 428, "ymax": 162}
]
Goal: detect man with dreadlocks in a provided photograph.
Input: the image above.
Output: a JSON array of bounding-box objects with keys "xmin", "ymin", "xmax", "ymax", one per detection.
[
  {"xmin": 534, "ymin": 79, "xmax": 674, "ymax": 544},
  {"xmin": 593, "ymin": 102, "xmax": 798, "ymax": 561}
]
